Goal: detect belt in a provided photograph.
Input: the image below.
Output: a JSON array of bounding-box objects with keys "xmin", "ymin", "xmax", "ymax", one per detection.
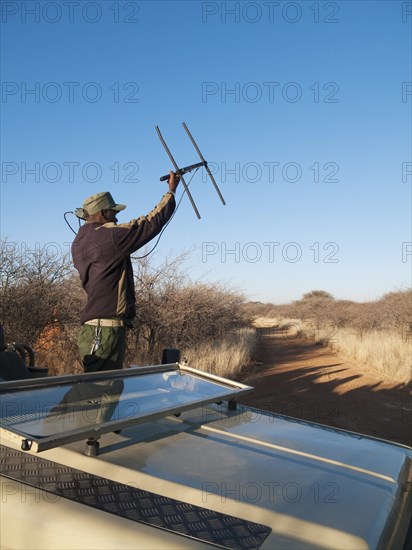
[{"xmin": 85, "ymin": 318, "xmax": 125, "ymax": 328}]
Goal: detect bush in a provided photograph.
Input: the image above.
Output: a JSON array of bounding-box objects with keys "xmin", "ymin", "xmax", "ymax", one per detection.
[
  {"xmin": 126, "ymin": 253, "xmax": 251, "ymax": 365},
  {"xmin": 1, "ymin": 241, "xmax": 252, "ymax": 376},
  {"xmin": 0, "ymin": 240, "xmax": 79, "ymax": 347}
]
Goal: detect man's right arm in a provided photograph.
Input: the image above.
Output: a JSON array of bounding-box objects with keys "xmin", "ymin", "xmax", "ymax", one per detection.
[{"xmin": 102, "ymin": 170, "xmax": 180, "ymax": 255}]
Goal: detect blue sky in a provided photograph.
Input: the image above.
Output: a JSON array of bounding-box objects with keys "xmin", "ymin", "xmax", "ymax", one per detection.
[{"xmin": 1, "ymin": 0, "xmax": 411, "ymax": 304}]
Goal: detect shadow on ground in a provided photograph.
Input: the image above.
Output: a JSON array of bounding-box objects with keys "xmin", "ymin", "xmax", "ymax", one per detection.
[{"xmin": 238, "ymin": 328, "xmax": 411, "ymax": 447}]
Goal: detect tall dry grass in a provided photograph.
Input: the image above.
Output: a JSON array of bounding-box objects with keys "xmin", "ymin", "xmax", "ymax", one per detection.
[
  {"xmin": 32, "ymin": 326, "xmax": 258, "ymax": 379},
  {"xmin": 252, "ymin": 316, "xmax": 411, "ymax": 384},
  {"xmin": 181, "ymin": 328, "xmax": 258, "ymax": 379},
  {"xmin": 315, "ymin": 327, "xmax": 411, "ymax": 384},
  {"xmin": 251, "ymin": 317, "xmax": 280, "ymax": 328}
]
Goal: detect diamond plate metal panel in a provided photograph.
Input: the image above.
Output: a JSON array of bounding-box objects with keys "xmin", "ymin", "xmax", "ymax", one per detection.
[{"xmin": 0, "ymin": 445, "xmax": 271, "ymax": 549}]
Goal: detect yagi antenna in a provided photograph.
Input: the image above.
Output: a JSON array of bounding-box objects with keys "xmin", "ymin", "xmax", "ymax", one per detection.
[{"xmin": 156, "ymin": 122, "xmax": 226, "ymax": 219}]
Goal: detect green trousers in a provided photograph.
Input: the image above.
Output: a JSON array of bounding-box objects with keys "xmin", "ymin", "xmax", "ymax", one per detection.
[{"xmin": 77, "ymin": 324, "xmax": 127, "ymax": 373}]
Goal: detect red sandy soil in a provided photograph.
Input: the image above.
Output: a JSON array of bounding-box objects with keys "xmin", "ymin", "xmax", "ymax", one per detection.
[{"xmin": 238, "ymin": 328, "xmax": 412, "ymax": 447}]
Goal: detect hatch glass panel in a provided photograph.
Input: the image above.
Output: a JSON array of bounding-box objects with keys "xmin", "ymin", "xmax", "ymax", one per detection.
[{"xmin": 0, "ymin": 365, "xmax": 251, "ymax": 452}]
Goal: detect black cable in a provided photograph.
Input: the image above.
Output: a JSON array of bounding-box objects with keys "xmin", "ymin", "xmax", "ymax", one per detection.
[
  {"xmin": 64, "ymin": 211, "xmax": 80, "ymax": 235},
  {"xmin": 64, "ymin": 168, "xmax": 199, "ymax": 258}
]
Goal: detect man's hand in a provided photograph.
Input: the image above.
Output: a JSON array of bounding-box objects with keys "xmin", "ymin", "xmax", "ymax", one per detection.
[{"xmin": 168, "ymin": 171, "xmax": 180, "ymax": 194}]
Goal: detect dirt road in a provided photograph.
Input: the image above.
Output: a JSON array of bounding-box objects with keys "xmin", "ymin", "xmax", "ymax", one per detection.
[{"xmin": 238, "ymin": 327, "xmax": 411, "ymax": 447}]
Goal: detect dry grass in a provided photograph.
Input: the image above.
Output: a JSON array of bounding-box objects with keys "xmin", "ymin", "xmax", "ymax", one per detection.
[
  {"xmin": 317, "ymin": 328, "xmax": 412, "ymax": 384},
  {"xmin": 298, "ymin": 320, "xmax": 411, "ymax": 384},
  {"xmin": 31, "ymin": 325, "xmax": 258, "ymax": 380},
  {"xmin": 251, "ymin": 316, "xmax": 411, "ymax": 384},
  {"xmin": 252, "ymin": 316, "xmax": 280, "ymax": 328},
  {"xmin": 33, "ymin": 314, "xmax": 410, "ymax": 385},
  {"xmin": 181, "ymin": 329, "xmax": 258, "ymax": 379}
]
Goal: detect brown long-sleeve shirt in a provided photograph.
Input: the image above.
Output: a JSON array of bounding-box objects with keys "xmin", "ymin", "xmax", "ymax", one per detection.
[{"xmin": 72, "ymin": 193, "xmax": 175, "ymax": 324}]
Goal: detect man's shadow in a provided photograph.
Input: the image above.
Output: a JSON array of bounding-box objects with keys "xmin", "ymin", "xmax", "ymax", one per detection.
[{"xmin": 48, "ymin": 378, "xmax": 125, "ymax": 428}]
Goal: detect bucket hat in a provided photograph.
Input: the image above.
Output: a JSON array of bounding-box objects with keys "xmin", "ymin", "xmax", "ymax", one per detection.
[{"xmin": 82, "ymin": 192, "xmax": 126, "ymax": 216}]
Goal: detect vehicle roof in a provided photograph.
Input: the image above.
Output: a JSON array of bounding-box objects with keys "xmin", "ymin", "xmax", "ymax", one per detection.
[{"xmin": 2, "ymin": 402, "xmax": 411, "ymax": 549}]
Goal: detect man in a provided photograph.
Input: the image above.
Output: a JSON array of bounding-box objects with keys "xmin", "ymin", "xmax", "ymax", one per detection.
[{"xmin": 72, "ymin": 172, "xmax": 179, "ymax": 373}]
